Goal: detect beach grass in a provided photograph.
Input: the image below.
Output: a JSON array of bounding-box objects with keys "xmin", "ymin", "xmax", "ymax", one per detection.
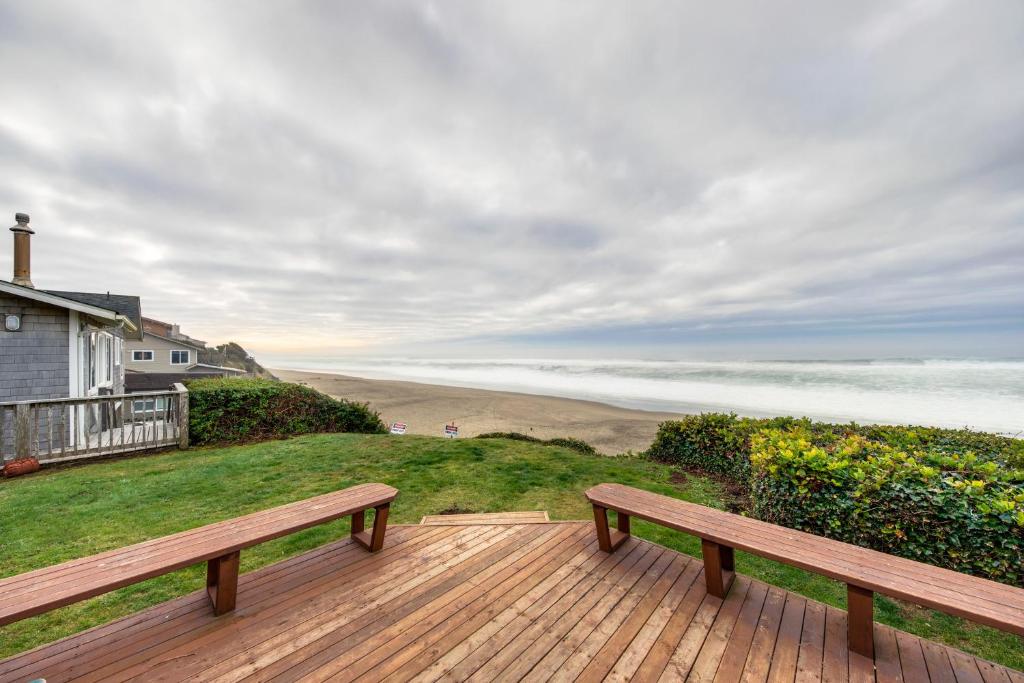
[{"xmin": 0, "ymin": 433, "xmax": 1020, "ymax": 668}]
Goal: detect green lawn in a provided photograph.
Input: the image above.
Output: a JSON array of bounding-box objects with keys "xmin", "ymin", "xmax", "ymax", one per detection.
[{"xmin": 1, "ymin": 433, "xmax": 1021, "ymax": 668}]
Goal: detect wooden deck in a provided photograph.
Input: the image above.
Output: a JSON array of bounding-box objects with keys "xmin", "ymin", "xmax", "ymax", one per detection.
[
  {"xmin": 1, "ymin": 521, "xmax": 1019, "ymax": 682},
  {"xmin": 420, "ymin": 511, "xmax": 551, "ymax": 525}
]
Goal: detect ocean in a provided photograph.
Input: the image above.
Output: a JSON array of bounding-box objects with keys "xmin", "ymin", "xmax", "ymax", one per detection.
[{"xmin": 266, "ymin": 357, "xmax": 1024, "ymax": 436}]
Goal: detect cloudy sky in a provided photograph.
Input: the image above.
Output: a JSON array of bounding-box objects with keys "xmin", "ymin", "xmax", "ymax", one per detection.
[{"xmin": 1, "ymin": 1, "xmax": 1021, "ymax": 359}]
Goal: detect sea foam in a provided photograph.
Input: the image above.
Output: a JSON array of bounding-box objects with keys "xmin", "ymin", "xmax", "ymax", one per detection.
[{"xmin": 268, "ymin": 357, "xmax": 1024, "ymax": 436}]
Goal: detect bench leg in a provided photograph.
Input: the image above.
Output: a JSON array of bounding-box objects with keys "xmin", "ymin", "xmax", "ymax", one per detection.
[
  {"xmin": 847, "ymin": 584, "xmax": 874, "ymax": 658},
  {"xmin": 592, "ymin": 504, "xmax": 629, "ymax": 552},
  {"xmin": 206, "ymin": 551, "xmax": 239, "ymax": 616},
  {"xmin": 351, "ymin": 509, "xmax": 366, "ymax": 537},
  {"xmin": 370, "ymin": 503, "xmax": 389, "ymax": 551},
  {"xmin": 352, "ymin": 504, "xmax": 390, "ymax": 552},
  {"xmin": 701, "ymin": 539, "xmax": 735, "ymax": 599}
]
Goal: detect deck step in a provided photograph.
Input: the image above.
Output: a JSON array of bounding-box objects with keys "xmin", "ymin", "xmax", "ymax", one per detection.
[{"xmin": 419, "ymin": 511, "xmax": 550, "ymax": 525}]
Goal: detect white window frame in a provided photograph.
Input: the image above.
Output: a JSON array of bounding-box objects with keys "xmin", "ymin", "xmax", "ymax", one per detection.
[
  {"xmin": 132, "ymin": 350, "xmax": 155, "ymax": 362},
  {"xmin": 170, "ymin": 349, "xmax": 191, "ymax": 365},
  {"xmin": 88, "ymin": 331, "xmax": 114, "ymax": 390}
]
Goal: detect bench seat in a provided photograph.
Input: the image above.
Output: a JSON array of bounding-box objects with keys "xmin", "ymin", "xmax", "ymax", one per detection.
[
  {"xmin": 586, "ymin": 482, "xmax": 1024, "ymax": 658},
  {"xmin": 0, "ymin": 482, "xmax": 397, "ymax": 626}
]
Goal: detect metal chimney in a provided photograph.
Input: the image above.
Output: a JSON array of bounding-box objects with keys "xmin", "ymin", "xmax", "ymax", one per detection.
[{"xmin": 10, "ymin": 212, "xmax": 34, "ymax": 288}]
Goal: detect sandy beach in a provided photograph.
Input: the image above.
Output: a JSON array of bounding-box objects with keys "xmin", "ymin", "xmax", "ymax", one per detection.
[{"xmin": 272, "ymin": 369, "xmax": 687, "ymax": 454}]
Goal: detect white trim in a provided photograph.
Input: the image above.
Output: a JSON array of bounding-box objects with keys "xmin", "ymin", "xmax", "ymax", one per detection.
[
  {"xmin": 132, "ymin": 349, "xmax": 155, "ymax": 362},
  {"xmin": 68, "ymin": 310, "xmax": 80, "ymax": 398},
  {"xmin": 0, "ymin": 280, "xmax": 135, "ymax": 330},
  {"xmin": 95, "ymin": 331, "xmax": 114, "ymax": 389},
  {"xmin": 169, "ymin": 349, "xmax": 191, "ymax": 365},
  {"xmin": 115, "ymin": 314, "xmax": 138, "ymax": 333}
]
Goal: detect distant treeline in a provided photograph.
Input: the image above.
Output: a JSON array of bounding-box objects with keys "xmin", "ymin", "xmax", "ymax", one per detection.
[{"xmin": 198, "ymin": 342, "xmax": 276, "ymax": 379}]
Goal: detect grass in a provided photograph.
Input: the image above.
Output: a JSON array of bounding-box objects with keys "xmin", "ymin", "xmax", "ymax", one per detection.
[{"xmin": 1, "ymin": 433, "xmax": 1021, "ymax": 668}]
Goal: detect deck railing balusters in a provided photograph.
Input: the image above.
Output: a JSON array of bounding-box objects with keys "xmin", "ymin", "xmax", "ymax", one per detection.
[
  {"xmin": 46, "ymin": 405, "xmax": 53, "ymax": 459},
  {"xmin": 59, "ymin": 404, "xmax": 66, "ymax": 458},
  {"xmin": 109, "ymin": 398, "xmax": 116, "ymax": 451},
  {"xmin": 0, "ymin": 386, "xmax": 188, "ymax": 465}
]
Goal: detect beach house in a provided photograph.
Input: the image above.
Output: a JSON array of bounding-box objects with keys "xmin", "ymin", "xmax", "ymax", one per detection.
[
  {"xmin": 1, "ymin": 212, "xmax": 194, "ymax": 464},
  {"xmin": 0, "ymin": 213, "xmax": 142, "ymax": 404}
]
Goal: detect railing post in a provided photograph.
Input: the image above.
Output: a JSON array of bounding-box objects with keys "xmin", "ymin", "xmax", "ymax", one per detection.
[
  {"xmin": 14, "ymin": 403, "xmax": 31, "ymax": 459},
  {"xmin": 174, "ymin": 383, "xmax": 189, "ymax": 449}
]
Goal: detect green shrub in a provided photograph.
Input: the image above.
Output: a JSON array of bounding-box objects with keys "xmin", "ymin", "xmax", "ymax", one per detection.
[
  {"xmin": 645, "ymin": 413, "xmax": 806, "ymax": 481},
  {"xmin": 545, "ymin": 437, "xmax": 598, "ymax": 455},
  {"xmin": 475, "ymin": 432, "xmax": 597, "ymax": 455},
  {"xmin": 186, "ymin": 378, "xmax": 386, "ymax": 446},
  {"xmin": 750, "ymin": 428, "xmax": 1024, "ymax": 585},
  {"xmin": 475, "ymin": 431, "xmax": 544, "ymax": 443},
  {"xmin": 646, "ymin": 413, "xmax": 1023, "ymax": 482}
]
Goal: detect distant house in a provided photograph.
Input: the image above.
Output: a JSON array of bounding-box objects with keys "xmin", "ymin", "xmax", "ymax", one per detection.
[
  {"xmin": 126, "ymin": 318, "xmax": 207, "ymax": 374},
  {"xmin": 1, "ymin": 213, "xmax": 143, "ymax": 404},
  {"xmin": 124, "ymin": 316, "xmax": 245, "ymax": 392}
]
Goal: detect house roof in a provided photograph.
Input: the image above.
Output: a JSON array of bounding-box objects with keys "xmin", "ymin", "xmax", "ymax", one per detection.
[
  {"xmin": 44, "ymin": 290, "xmax": 144, "ymax": 340},
  {"xmin": 0, "ymin": 281, "xmax": 141, "ymax": 338},
  {"xmin": 142, "ymin": 330, "xmax": 206, "ymax": 351},
  {"xmin": 142, "ymin": 316, "xmax": 208, "ymax": 347},
  {"xmin": 191, "ymin": 363, "xmax": 245, "ymax": 374}
]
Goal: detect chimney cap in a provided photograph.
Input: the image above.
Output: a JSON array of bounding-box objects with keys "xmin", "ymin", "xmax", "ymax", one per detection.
[{"xmin": 10, "ymin": 212, "xmax": 34, "ymax": 234}]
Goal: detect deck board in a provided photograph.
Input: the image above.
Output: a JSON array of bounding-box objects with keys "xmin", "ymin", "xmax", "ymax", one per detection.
[
  {"xmin": 420, "ymin": 511, "xmax": 550, "ymax": 525},
  {"xmin": 0, "ymin": 522, "xmax": 1019, "ymax": 682}
]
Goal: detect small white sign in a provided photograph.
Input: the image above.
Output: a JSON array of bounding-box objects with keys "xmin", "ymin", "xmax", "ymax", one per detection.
[
  {"xmin": 390, "ymin": 422, "xmax": 407, "ymax": 435},
  {"xmin": 444, "ymin": 423, "xmax": 459, "ymax": 438}
]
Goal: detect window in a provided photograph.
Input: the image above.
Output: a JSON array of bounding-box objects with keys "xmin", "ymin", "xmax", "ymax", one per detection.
[
  {"xmin": 132, "ymin": 397, "xmax": 167, "ymax": 414},
  {"xmin": 170, "ymin": 350, "xmax": 191, "ymax": 365},
  {"xmin": 86, "ymin": 331, "xmax": 114, "ymax": 389},
  {"xmin": 100, "ymin": 334, "xmax": 112, "ymax": 383},
  {"xmin": 132, "ymin": 350, "xmax": 154, "ymax": 361}
]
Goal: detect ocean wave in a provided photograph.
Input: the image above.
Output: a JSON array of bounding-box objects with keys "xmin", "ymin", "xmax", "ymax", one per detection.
[{"xmin": 267, "ymin": 356, "xmax": 1024, "ymax": 435}]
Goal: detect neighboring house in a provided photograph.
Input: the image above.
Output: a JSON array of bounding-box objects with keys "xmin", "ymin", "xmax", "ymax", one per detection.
[
  {"xmin": 0, "ymin": 213, "xmax": 143, "ymax": 404},
  {"xmin": 124, "ymin": 316, "xmax": 245, "ymax": 392},
  {"xmin": 126, "ymin": 326, "xmax": 205, "ymax": 374}
]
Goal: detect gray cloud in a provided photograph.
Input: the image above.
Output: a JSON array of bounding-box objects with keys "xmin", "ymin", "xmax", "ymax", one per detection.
[{"xmin": 0, "ymin": 0, "xmax": 1021, "ymax": 355}]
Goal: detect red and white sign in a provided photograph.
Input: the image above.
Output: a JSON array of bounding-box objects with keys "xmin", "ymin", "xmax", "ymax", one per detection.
[
  {"xmin": 390, "ymin": 422, "xmax": 407, "ymax": 435},
  {"xmin": 444, "ymin": 423, "xmax": 459, "ymax": 438}
]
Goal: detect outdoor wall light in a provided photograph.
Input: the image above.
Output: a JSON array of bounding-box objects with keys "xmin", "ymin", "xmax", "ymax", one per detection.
[{"xmin": 4, "ymin": 313, "xmax": 21, "ymax": 331}]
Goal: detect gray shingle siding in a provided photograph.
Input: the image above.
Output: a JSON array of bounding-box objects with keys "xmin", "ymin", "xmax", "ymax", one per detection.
[{"xmin": 0, "ymin": 292, "xmax": 70, "ymax": 403}]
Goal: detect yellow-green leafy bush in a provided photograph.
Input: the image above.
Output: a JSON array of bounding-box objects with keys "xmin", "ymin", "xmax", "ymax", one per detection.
[
  {"xmin": 750, "ymin": 428, "xmax": 1024, "ymax": 585},
  {"xmin": 646, "ymin": 413, "xmax": 1024, "ymax": 482}
]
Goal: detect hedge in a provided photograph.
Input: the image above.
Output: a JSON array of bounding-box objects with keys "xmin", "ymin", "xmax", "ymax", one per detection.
[
  {"xmin": 644, "ymin": 413, "xmax": 807, "ymax": 481},
  {"xmin": 475, "ymin": 432, "xmax": 597, "ymax": 455},
  {"xmin": 750, "ymin": 428, "xmax": 1024, "ymax": 585},
  {"xmin": 186, "ymin": 378, "xmax": 386, "ymax": 446},
  {"xmin": 646, "ymin": 413, "xmax": 1024, "ymax": 483}
]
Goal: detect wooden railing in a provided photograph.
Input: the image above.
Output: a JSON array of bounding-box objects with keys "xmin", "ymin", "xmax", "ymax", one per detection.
[{"xmin": 0, "ymin": 383, "xmax": 189, "ymax": 465}]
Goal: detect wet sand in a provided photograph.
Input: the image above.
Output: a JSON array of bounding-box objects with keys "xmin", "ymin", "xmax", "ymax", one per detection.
[{"xmin": 272, "ymin": 369, "xmax": 688, "ymax": 454}]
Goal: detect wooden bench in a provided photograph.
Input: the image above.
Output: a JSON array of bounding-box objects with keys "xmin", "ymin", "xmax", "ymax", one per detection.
[
  {"xmin": 0, "ymin": 482, "xmax": 397, "ymax": 625},
  {"xmin": 586, "ymin": 482, "xmax": 1024, "ymax": 659}
]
